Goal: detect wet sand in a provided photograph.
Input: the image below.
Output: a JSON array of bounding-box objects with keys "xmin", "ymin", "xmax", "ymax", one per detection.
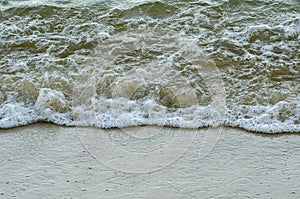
[{"xmin": 0, "ymin": 123, "xmax": 299, "ymax": 198}]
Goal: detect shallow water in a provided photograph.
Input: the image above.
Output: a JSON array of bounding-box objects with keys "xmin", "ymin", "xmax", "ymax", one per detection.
[{"xmin": 0, "ymin": 0, "xmax": 299, "ymax": 132}]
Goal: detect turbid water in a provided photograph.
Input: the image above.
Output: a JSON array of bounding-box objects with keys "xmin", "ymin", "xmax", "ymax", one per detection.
[{"xmin": 0, "ymin": 0, "xmax": 299, "ymax": 133}]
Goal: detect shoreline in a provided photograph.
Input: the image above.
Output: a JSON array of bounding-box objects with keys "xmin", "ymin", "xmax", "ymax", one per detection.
[{"xmin": 1, "ymin": 122, "xmax": 299, "ymax": 136}]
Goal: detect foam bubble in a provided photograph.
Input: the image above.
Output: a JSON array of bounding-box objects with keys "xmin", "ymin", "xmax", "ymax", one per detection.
[{"xmin": 35, "ymin": 88, "xmax": 68, "ymax": 113}]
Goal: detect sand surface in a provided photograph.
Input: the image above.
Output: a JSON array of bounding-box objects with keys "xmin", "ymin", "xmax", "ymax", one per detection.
[{"xmin": 0, "ymin": 124, "xmax": 299, "ymax": 198}]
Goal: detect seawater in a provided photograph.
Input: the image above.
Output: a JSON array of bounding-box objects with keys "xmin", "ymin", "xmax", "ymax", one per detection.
[{"xmin": 0, "ymin": 0, "xmax": 299, "ymax": 133}]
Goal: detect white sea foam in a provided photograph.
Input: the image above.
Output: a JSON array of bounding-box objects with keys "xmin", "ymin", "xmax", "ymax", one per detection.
[{"xmin": 0, "ymin": 0, "xmax": 299, "ymax": 133}]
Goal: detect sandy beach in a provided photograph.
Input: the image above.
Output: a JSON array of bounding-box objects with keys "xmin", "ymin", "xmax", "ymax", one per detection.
[{"xmin": 0, "ymin": 124, "xmax": 299, "ymax": 198}]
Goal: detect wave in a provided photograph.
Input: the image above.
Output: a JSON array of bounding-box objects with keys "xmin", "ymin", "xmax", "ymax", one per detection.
[{"xmin": 0, "ymin": 0, "xmax": 299, "ymax": 133}]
